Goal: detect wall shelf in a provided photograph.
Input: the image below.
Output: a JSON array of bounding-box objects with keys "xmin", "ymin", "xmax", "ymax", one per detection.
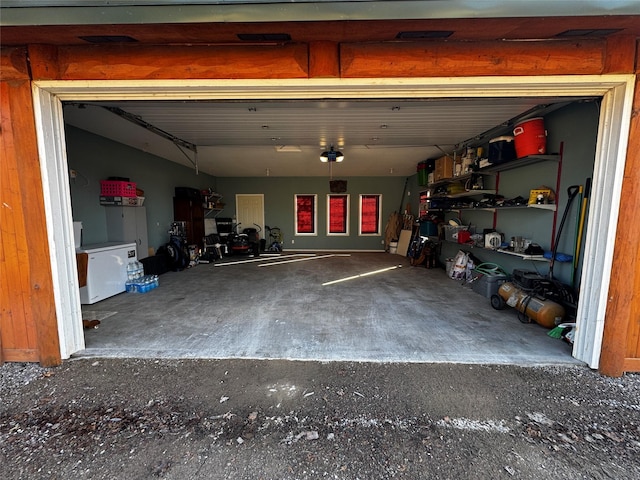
[
  {"xmin": 479, "ymin": 154, "xmax": 560, "ymax": 173},
  {"xmin": 494, "ymin": 248, "xmax": 550, "ymax": 262}
]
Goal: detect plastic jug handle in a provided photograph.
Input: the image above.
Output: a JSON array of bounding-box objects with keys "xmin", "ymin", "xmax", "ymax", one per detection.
[{"xmin": 513, "ymin": 126, "xmax": 524, "ymax": 136}]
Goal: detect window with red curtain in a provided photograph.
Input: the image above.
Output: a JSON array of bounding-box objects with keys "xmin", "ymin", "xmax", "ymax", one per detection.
[
  {"xmin": 360, "ymin": 194, "xmax": 381, "ymax": 235},
  {"xmin": 295, "ymin": 194, "xmax": 316, "ymax": 234},
  {"xmin": 328, "ymin": 195, "xmax": 349, "ymax": 235}
]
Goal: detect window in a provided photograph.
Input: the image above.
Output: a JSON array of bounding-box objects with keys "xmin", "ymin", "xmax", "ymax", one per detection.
[
  {"xmin": 327, "ymin": 194, "xmax": 349, "ymax": 235},
  {"xmin": 295, "ymin": 194, "xmax": 317, "ymax": 235},
  {"xmin": 359, "ymin": 194, "xmax": 382, "ymax": 235}
]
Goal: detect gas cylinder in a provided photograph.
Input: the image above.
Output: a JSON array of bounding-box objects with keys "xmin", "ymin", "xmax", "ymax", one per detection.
[{"xmin": 493, "ymin": 282, "xmax": 565, "ymax": 328}]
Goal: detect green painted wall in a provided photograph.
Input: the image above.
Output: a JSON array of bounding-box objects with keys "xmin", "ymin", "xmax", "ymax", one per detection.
[
  {"xmin": 66, "ymin": 126, "xmax": 411, "ymax": 254},
  {"xmin": 217, "ymin": 176, "xmax": 409, "ymax": 251},
  {"xmin": 66, "ymin": 126, "xmax": 216, "ymax": 252}
]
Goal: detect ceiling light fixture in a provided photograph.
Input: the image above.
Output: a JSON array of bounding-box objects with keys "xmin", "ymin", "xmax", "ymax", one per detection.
[{"xmin": 320, "ymin": 146, "xmax": 344, "ymax": 163}]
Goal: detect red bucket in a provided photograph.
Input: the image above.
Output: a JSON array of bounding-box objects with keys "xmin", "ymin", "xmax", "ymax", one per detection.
[{"xmin": 513, "ymin": 118, "xmax": 546, "ymax": 158}]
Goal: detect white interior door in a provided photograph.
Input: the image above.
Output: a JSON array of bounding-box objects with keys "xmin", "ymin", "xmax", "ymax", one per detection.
[{"xmin": 236, "ymin": 194, "xmax": 265, "ymax": 237}]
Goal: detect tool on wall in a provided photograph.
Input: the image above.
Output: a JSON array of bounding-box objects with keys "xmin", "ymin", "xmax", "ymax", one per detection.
[
  {"xmin": 548, "ymin": 185, "xmax": 581, "ymax": 281},
  {"xmin": 572, "ymin": 177, "xmax": 591, "ymax": 290}
]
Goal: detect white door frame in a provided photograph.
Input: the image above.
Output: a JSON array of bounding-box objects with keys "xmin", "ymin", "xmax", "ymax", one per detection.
[{"xmin": 31, "ymin": 76, "xmax": 635, "ymax": 365}]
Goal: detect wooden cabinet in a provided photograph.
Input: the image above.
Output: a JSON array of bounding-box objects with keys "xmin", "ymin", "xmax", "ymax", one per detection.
[
  {"xmin": 173, "ymin": 197, "xmax": 205, "ymax": 248},
  {"xmin": 105, "ymin": 206, "xmax": 149, "ymax": 259}
]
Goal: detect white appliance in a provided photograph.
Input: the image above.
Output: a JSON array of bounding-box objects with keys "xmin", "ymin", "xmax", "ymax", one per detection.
[
  {"xmin": 77, "ymin": 242, "xmax": 137, "ymax": 304},
  {"xmin": 105, "ymin": 206, "xmax": 149, "ymax": 259}
]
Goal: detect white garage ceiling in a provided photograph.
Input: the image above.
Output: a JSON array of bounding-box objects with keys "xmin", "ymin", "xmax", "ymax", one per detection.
[{"xmin": 63, "ymin": 96, "xmax": 581, "ymax": 177}]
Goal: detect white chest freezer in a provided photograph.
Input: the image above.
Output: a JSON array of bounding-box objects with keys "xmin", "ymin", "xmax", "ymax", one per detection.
[{"xmin": 77, "ymin": 242, "xmax": 137, "ymax": 304}]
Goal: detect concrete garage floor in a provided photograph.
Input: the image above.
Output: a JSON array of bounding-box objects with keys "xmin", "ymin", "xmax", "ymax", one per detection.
[{"xmin": 79, "ymin": 252, "xmax": 580, "ymax": 365}]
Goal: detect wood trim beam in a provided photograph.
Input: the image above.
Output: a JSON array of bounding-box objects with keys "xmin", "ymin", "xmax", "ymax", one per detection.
[
  {"xmin": 0, "ymin": 47, "xmax": 30, "ymax": 81},
  {"xmin": 599, "ymin": 74, "xmax": 640, "ymax": 377},
  {"xmin": 340, "ymin": 40, "xmax": 607, "ymax": 77},
  {"xmin": 309, "ymin": 41, "xmax": 339, "ymax": 78},
  {"xmin": 604, "ymin": 35, "xmax": 637, "ymax": 74},
  {"xmin": 28, "ymin": 44, "xmax": 309, "ymax": 80}
]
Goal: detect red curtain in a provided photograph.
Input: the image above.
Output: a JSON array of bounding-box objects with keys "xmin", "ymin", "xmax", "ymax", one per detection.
[
  {"xmin": 361, "ymin": 195, "xmax": 380, "ymax": 234},
  {"xmin": 296, "ymin": 195, "xmax": 315, "ymax": 233},
  {"xmin": 329, "ymin": 195, "xmax": 347, "ymax": 233}
]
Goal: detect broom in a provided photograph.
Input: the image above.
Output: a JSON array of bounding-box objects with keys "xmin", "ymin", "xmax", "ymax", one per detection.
[
  {"xmin": 547, "ymin": 325, "xmax": 564, "ymax": 339},
  {"xmin": 547, "ymin": 323, "xmax": 576, "ymax": 339}
]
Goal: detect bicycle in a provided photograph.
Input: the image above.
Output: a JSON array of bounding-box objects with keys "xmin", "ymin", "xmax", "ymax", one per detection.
[{"xmin": 265, "ymin": 225, "xmax": 283, "ymax": 252}]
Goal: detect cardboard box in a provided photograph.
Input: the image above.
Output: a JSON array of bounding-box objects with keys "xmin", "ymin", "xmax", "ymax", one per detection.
[
  {"xmin": 100, "ymin": 196, "xmax": 138, "ymax": 206},
  {"xmin": 528, "ymin": 188, "xmax": 554, "ymax": 205},
  {"xmin": 434, "ymin": 155, "xmax": 454, "ymax": 181}
]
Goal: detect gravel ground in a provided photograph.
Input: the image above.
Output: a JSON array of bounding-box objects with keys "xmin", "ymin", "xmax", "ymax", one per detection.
[{"xmin": 1, "ymin": 358, "xmax": 639, "ymax": 479}]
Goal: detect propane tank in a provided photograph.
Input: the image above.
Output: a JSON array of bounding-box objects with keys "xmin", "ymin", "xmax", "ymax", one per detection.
[{"xmin": 495, "ymin": 282, "xmax": 565, "ymax": 328}]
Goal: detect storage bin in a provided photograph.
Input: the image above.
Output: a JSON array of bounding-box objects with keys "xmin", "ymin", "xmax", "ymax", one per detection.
[
  {"xmin": 100, "ymin": 180, "xmax": 137, "ymax": 197},
  {"xmin": 99, "ymin": 195, "xmax": 138, "ymax": 206},
  {"xmin": 472, "ymin": 272, "xmax": 508, "ymax": 298},
  {"xmin": 444, "ymin": 225, "xmax": 473, "ymax": 242},
  {"xmin": 417, "ymin": 162, "xmax": 429, "ymax": 186},
  {"xmin": 488, "ymin": 136, "xmax": 516, "ymax": 165},
  {"xmin": 420, "ymin": 221, "xmax": 438, "ymax": 237}
]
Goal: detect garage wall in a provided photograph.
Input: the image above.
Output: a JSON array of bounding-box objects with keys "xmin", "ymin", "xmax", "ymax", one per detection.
[
  {"xmin": 66, "ymin": 126, "xmax": 217, "ymax": 252},
  {"xmin": 66, "ymin": 126, "xmax": 410, "ymax": 252},
  {"xmin": 218, "ymin": 176, "xmax": 408, "ymax": 251}
]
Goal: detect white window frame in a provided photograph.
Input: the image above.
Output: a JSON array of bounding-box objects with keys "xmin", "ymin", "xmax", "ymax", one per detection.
[
  {"xmin": 294, "ymin": 193, "xmax": 317, "ymax": 236},
  {"xmin": 358, "ymin": 194, "xmax": 383, "ymax": 236},
  {"xmin": 327, "ymin": 194, "xmax": 350, "ymax": 236}
]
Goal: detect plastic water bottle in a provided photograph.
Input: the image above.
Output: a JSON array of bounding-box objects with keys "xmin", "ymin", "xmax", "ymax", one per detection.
[{"xmin": 126, "ymin": 262, "xmax": 135, "ymax": 281}]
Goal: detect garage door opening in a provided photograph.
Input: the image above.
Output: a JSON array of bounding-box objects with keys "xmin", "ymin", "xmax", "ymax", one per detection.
[{"xmin": 31, "ymin": 76, "xmax": 635, "ymax": 368}]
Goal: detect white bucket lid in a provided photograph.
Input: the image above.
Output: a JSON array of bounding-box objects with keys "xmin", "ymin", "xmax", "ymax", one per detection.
[{"xmin": 489, "ymin": 136, "xmax": 514, "ymax": 143}]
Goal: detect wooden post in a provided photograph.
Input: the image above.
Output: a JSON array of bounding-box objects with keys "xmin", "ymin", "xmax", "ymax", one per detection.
[
  {"xmin": 1, "ymin": 47, "xmax": 61, "ymax": 366},
  {"xmin": 599, "ymin": 73, "xmax": 640, "ymax": 376}
]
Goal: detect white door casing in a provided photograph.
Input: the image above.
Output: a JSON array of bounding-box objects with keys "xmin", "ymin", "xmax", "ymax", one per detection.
[{"xmin": 31, "ymin": 76, "xmax": 635, "ymax": 364}]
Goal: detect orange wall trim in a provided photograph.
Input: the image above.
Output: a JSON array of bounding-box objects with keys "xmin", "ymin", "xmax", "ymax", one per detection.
[
  {"xmin": 340, "ymin": 40, "xmax": 606, "ymax": 78},
  {"xmin": 28, "ymin": 44, "xmax": 309, "ymax": 80},
  {"xmin": 1, "ymin": 34, "xmax": 639, "ymax": 373}
]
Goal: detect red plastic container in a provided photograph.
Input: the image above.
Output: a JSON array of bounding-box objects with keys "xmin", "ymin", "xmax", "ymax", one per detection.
[
  {"xmin": 100, "ymin": 180, "xmax": 137, "ymax": 197},
  {"xmin": 513, "ymin": 118, "xmax": 546, "ymax": 158}
]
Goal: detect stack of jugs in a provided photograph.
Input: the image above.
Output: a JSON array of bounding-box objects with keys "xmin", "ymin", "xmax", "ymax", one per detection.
[{"xmin": 126, "ymin": 261, "xmax": 159, "ymax": 293}]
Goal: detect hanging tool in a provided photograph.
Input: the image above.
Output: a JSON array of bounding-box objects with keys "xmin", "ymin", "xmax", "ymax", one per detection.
[
  {"xmin": 548, "ymin": 185, "xmax": 581, "ymax": 280},
  {"xmin": 573, "ymin": 177, "xmax": 591, "ymax": 289}
]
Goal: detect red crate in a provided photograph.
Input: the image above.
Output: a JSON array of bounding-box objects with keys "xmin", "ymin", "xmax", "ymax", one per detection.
[{"xmin": 100, "ymin": 180, "xmax": 137, "ymax": 197}]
